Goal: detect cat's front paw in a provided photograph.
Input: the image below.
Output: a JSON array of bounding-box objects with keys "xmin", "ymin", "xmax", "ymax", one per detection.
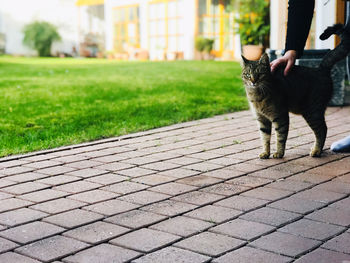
[
  {"xmin": 310, "ymin": 148, "xmax": 322, "ymax": 157},
  {"xmin": 259, "ymin": 152, "xmax": 270, "ymax": 159},
  {"xmin": 273, "ymin": 152, "xmax": 284, "ymax": 159}
]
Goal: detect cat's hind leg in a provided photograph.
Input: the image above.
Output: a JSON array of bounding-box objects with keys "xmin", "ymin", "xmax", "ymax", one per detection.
[
  {"xmin": 272, "ymin": 114, "xmax": 289, "ymax": 158},
  {"xmin": 303, "ymin": 113, "xmax": 327, "ymax": 157},
  {"xmin": 257, "ymin": 114, "xmax": 272, "ymax": 159}
]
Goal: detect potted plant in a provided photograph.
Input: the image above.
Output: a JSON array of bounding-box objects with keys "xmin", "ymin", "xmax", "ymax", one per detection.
[
  {"xmin": 230, "ymin": 0, "xmax": 270, "ymax": 60},
  {"xmin": 195, "ymin": 37, "xmax": 215, "ymax": 60}
]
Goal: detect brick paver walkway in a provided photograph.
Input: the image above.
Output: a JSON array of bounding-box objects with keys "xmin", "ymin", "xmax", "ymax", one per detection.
[{"xmin": 0, "ymin": 107, "xmax": 350, "ymax": 262}]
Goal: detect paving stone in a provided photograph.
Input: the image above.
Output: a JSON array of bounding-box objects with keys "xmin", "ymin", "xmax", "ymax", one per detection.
[
  {"xmin": 24, "ymin": 160, "xmax": 62, "ymax": 169},
  {"xmin": 105, "ymin": 210, "xmax": 167, "ymax": 229},
  {"xmin": 0, "ymin": 160, "xmax": 30, "ymax": 168},
  {"xmin": 240, "ymin": 207, "xmax": 301, "ymax": 227},
  {"xmin": 91, "ymin": 154, "xmax": 129, "ymax": 163},
  {"xmin": 119, "ymin": 190, "xmax": 170, "ymax": 205},
  {"xmin": 321, "ymin": 232, "xmax": 350, "ymax": 254},
  {"xmin": 185, "ymin": 205, "xmax": 242, "ymax": 224},
  {"xmin": 101, "ymin": 181, "xmax": 148, "ymax": 195},
  {"xmin": 174, "ymin": 232, "xmax": 245, "ymax": 257},
  {"xmin": 176, "ymin": 175, "xmax": 222, "ymax": 187},
  {"xmin": 5, "ymin": 172, "xmax": 49, "ymax": 183},
  {"xmin": 43, "ymin": 209, "xmax": 104, "ymax": 228},
  {"xmin": 52, "ymin": 154, "xmax": 88, "ymax": 163},
  {"xmin": 0, "ymin": 166, "xmax": 34, "ymax": 176},
  {"xmin": 330, "ymin": 197, "xmax": 350, "ymax": 211},
  {"xmin": 116, "ymin": 167, "xmax": 157, "ymax": 178},
  {"xmin": 66, "ymin": 168, "xmax": 108, "ymax": 178},
  {"xmin": 0, "ymin": 252, "xmax": 41, "ymax": 263},
  {"xmin": 141, "ymin": 200, "xmax": 197, "ymax": 216},
  {"xmin": 201, "ymin": 168, "xmax": 245, "ymax": 180},
  {"xmin": 95, "ymin": 162, "xmax": 135, "ymax": 172},
  {"xmin": 68, "ymin": 189, "xmax": 118, "ymax": 204},
  {"xmin": 64, "ymin": 243, "xmax": 141, "ymax": 263},
  {"xmin": 250, "ymin": 232, "xmax": 321, "ymax": 257},
  {"xmin": 0, "ymin": 237, "xmax": 18, "ymax": 253},
  {"xmin": 226, "ymin": 176, "xmax": 272, "ymax": 188},
  {"xmin": 83, "ymin": 199, "xmax": 139, "ymax": 216},
  {"xmin": 132, "ymin": 246, "xmax": 211, "ymax": 263},
  {"xmin": 132, "ymin": 174, "xmax": 175, "ymax": 186},
  {"xmin": 189, "ymin": 152, "xmax": 222, "ymax": 160},
  {"xmin": 111, "ymin": 228, "xmax": 180, "ymax": 253},
  {"xmin": 53, "ymin": 181, "xmax": 101, "ymax": 193},
  {"xmin": 0, "ymin": 221, "xmax": 64, "ymax": 244},
  {"xmin": 1, "ymin": 182, "xmax": 48, "ymax": 195},
  {"xmin": 65, "ymin": 160, "xmax": 103, "ymax": 169},
  {"xmin": 293, "ymin": 188, "xmax": 346, "ymax": 204},
  {"xmin": 0, "ymin": 208, "xmax": 47, "ymax": 227},
  {"xmin": 85, "ymin": 173, "xmax": 128, "ymax": 185},
  {"xmin": 210, "ymin": 218, "xmax": 275, "ymax": 241},
  {"xmin": 0, "ymin": 179, "xmax": 17, "ymax": 188},
  {"xmin": 0, "ymin": 192, "xmax": 13, "ymax": 200},
  {"xmin": 63, "ymin": 221, "xmax": 129, "ymax": 244},
  {"xmin": 150, "ymin": 216, "xmax": 213, "ymax": 237},
  {"xmin": 183, "ymin": 162, "xmax": 223, "ymax": 172},
  {"xmin": 168, "ymin": 156, "xmax": 202, "ymax": 165},
  {"xmin": 0, "ymin": 198, "xmax": 33, "ymax": 213},
  {"xmin": 229, "ymin": 162, "xmax": 265, "ymax": 173},
  {"xmin": 159, "ymin": 168, "xmax": 200, "ymax": 178},
  {"xmin": 289, "ymin": 172, "xmax": 333, "ymax": 184},
  {"xmin": 249, "ymin": 168, "xmax": 292, "ymax": 180},
  {"xmin": 267, "ymin": 179, "xmax": 313, "ymax": 192},
  {"xmin": 36, "ymin": 166, "xmax": 75, "ymax": 176},
  {"xmin": 306, "ymin": 207, "xmax": 350, "ymax": 226},
  {"xmin": 241, "ymin": 187, "xmax": 292, "ymax": 201},
  {"xmin": 172, "ymin": 191, "xmax": 223, "ymax": 206},
  {"xmin": 140, "ymin": 161, "xmax": 182, "ymax": 172},
  {"xmin": 313, "ymin": 181, "xmax": 350, "ymax": 194},
  {"xmin": 19, "ymin": 189, "xmax": 68, "ymax": 203},
  {"xmin": 30, "ymin": 198, "xmax": 85, "ymax": 214},
  {"xmin": 280, "ymin": 218, "xmax": 345, "ymax": 241},
  {"xmin": 268, "ymin": 196, "xmax": 325, "ymax": 214},
  {"xmin": 213, "ymin": 246, "xmax": 292, "ymax": 263},
  {"xmin": 149, "ymin": 182, "xmax": 197, "ymax": 195},
  {"xmin": 336, "ymin": 173, "xmax": 350, "ymax": 184},
  {"xmin": 200, "ymin": 183, "xmax": 250, "ymax": 196},
  {"xmin": 15, "ymin": 235, "xmax": 89, "ymax": 262},
  {"xmin": 38, "ymin": 175, "xmax": 81, "ymax": 186},
  {"xmin": 295, "ymin": 248, "xmax": 350, "ymax": 263},
  {"xmin": 215, "ymin": 195, "xmax": 269, "ymax": 211}
]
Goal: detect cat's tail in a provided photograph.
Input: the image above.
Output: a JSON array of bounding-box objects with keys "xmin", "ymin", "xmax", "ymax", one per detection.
[{"xmin": 319, "ymin": 23, "xmax": 350, "ymax": 70}]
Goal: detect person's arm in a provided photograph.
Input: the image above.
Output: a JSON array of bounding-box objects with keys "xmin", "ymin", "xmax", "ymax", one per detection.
[{"xmin": 270, "ymin": 0, "xmax": 315, "ymax": 76}]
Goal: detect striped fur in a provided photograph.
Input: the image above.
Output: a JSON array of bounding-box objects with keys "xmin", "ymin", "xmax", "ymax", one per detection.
[{"xmin": 241, "ymin": 24, "xmax": 350, "ymax": 158}]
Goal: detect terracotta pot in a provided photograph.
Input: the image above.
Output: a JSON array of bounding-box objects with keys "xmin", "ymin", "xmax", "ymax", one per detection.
[{"xmin": 242, "ymin": 45, "xmax": 263, "ymax": 60}]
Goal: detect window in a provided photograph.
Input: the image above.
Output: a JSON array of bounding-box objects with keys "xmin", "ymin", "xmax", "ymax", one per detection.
[
  {"xmin": 148, "ymin": 0, "xmax": 184, "ymax": 59},
  {"xmin": 198, "ymin": 0, "xmax": 234, "ymax": 56},
  {"xmin": 113, "ymin": 5, "xmax": 140, "ymax": 52}
]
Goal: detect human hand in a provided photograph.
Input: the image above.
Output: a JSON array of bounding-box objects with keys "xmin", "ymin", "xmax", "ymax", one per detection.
[{"xmin": 270, "ymin": 50, "xmax": 297, "ymax": 76}]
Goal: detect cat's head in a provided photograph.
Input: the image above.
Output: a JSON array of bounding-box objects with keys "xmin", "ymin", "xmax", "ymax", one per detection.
[{"xmin": 241, "ymin": 53, "xmax": 271, "ymax": 88}]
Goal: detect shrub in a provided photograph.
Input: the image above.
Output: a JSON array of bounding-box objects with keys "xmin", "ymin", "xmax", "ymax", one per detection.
[
  {"xmin": 23, "ymin": 21, "xmax": 61, "ymax": 57},
  {"xmin": 195, "ymin": 37, "xmax": 215, "ymax": 59}
]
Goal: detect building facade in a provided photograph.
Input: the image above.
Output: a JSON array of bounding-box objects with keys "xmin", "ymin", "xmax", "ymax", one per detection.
[{"xmin": 104, "ymin": 0, "xmax": 240, "ymax": 60}]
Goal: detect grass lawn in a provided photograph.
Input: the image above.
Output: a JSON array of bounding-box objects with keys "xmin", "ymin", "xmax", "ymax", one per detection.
[{"xmin": 0, "ymin": 56, "xmax": 247, "ymax": 157}]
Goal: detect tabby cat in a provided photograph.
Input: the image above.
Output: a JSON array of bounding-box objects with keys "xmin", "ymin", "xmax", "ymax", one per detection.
[{"xmin": 241, "ymin": 24, "xmax": 350, "ymax": 159}]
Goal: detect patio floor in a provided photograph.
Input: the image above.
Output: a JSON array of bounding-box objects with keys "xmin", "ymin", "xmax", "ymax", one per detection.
[{"xmin": 0, "ymin": 106, "xmax": 350, "ymax": 263}]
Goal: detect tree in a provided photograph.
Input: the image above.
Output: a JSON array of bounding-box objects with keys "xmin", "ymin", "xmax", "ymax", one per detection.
[{"xmin": 23, "ymin": 21, "xmax": 61, "ymax": 57}]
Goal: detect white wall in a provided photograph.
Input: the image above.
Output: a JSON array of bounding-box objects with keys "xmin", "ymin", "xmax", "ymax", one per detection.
[
  {"xmin": 0, "ymin": 0, "xmax": 79, "ymax": 55},
  {"xmin": 315, "ymin": 0, "xmax": 336, "ymax": 49}
]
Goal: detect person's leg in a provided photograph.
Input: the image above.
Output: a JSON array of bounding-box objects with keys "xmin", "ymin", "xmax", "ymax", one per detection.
[{"xmin": 331, "ymin": 135, "xmax": 350, "ymax": 152}]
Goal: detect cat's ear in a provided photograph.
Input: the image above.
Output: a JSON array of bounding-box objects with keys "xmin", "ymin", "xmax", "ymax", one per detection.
[
  {"xmin": 241, "ymin": 55, "xmax": 250, "ymax": 66},
  {"xmin": 259, "ymin": 53, "xmax": 270, "ymax": 67}
]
